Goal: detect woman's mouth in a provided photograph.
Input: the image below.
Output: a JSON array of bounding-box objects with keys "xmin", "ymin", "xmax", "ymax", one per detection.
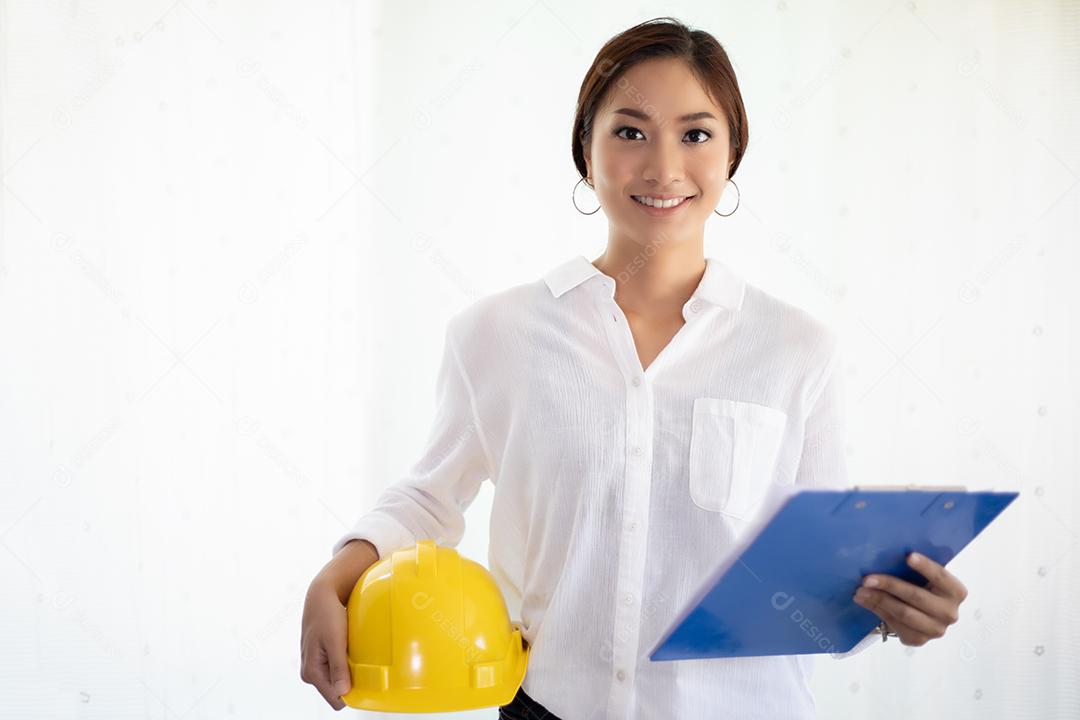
[{"xmin": 630, "ymin": 194, "xmax": 696, "ymax": 216}]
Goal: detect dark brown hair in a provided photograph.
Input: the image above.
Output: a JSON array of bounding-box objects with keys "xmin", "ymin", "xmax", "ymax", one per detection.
[{"xmin": 571, "ymin": 17, "xmax": 749, "ymax": 181}]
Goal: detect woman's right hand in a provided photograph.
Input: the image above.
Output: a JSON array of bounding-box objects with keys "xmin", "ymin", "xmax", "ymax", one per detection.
[
  {"xmin": 300, "ymin": 578, "xmax": 353, "ymax": 710},
  {"xmin": 300, "ymin": 539, "xmax": 379, "ymax": 711}
]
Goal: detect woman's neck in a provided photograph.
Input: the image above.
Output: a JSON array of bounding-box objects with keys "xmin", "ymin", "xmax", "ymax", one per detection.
[{"xmin": 591, "ymin": 242, "xmax": 706, "ymax": 317}]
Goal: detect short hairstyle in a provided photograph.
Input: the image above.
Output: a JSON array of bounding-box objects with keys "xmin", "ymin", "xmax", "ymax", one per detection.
[{"xmin": 571, "ymin": 17, "xmax": 750, "ymax": 181}]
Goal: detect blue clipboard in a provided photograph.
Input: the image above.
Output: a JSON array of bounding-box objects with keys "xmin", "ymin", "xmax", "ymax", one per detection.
[{"xmin": 648, "ymin": 486, "xmax": 1019, "ymax": 660}]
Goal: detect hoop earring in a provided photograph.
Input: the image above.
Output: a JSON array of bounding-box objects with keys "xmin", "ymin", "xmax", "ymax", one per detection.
[
  {"xmin": 713, "ymin": 179, "xmax": 740, "ymax": 217},
  {"xmin": 572, "ymin": 176, "xmax": 601, "ymax": 215}
]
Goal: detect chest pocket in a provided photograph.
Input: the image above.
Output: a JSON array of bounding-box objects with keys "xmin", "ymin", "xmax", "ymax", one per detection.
[{"xmin": 688, "ymin": 397, "xmax": 788, "ymax": 520}]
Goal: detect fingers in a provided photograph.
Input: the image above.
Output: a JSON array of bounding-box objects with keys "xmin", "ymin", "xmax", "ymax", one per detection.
[
  {"xmin": 300, "ymin": 588, "xmax": 353, "ymax": 711},
  {"xmin": 326, "ymin": 631, "xmax": 353, "ymax": 700},
  {"xmin": 854, "ymin": 586, "xmax": 948, "ymax": 645},
  {"xmin": 860, "ymin": 572, "xmax": 959, "ymax": 625},
  {"xmin": 851, "ymin": 553, "xmax": 968, "ymax": 647},
  {"xmin": 907, "ymin": 552, "xmax": 968, "ymax": 602},
  {"xmin": 314, "ymin": 682, "xmax": 347, "ymax": 711},
  {"xmin": 301, "ymin": 643, "xmax": 347, "ymax": 711}
]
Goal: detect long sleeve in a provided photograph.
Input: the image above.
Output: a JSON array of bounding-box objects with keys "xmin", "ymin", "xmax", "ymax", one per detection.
[
  {"xmin": 793, "ymin": 334, "xmax": 879, "ymax": 659},
  {"xmin": 330, "ymin": 316, "xmax": 493, "ymax": 561}
]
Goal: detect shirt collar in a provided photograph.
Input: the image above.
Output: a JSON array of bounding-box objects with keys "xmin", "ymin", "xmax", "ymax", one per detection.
[{"xmin": 542, "ymin": 254, "xmax": 745, "ymax": 311}]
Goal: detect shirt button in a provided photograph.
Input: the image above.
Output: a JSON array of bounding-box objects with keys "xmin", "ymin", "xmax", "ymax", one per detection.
[
  {"xmin": 627, "ymin": 520, "xmax": 638, "ymax": 532},
  {"xmin": 623, "ymin": 593, "xmax": 634, "ymax": 606},
  {"xmin": 690, "ymin": 299, "xmax": 702, "ymax": 313},
  {"xmin": 616, "ymin": 669, "xmax": 626, "ymax": 682},
  {"xmin": 631, "ymin": 446, "xmax": 642, "ymax": 457},
  {"xmin": 631, "ymin": 376, "xmax": 641, "ymax": 387}
]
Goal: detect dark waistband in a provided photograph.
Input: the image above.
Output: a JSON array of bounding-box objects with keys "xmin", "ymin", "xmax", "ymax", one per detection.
[{"xmin": 498, "ymin": 685, "xmax": 564, "ymax": 720}]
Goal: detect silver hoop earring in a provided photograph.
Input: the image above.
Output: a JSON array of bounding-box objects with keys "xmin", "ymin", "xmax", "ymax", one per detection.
[
  {"xmin": 713, "ymin": 179, "xmax": 740, "ymax": 217},
  {"xmin": 572, "ymin": 176, "xmax": 601, "ymax": 215}
]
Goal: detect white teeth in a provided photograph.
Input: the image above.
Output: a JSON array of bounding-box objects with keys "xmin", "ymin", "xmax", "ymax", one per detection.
[{"xmin": 632, "ymin": 195, "xmax": 690, "ymax": 208}]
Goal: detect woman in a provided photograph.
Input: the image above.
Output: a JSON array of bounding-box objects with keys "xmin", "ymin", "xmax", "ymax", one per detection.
[{"xmin": 301, "ymin": 17, "xmax": 968, "ymax": 719}]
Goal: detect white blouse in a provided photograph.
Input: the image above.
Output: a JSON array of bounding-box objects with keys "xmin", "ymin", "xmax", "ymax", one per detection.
[{"xmin": 332, "ymin": 254, "xmax": 878, "ymax": 719}]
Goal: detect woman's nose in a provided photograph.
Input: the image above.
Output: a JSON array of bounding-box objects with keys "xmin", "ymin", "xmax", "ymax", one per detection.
[{"xmin": 642, "ymin": 138, "xmax": 684, "ymax": 186}]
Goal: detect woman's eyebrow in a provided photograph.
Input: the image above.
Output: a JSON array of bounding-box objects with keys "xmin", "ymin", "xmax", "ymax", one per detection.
[{"xmin": 613, "ymin": 107, "xmax": 718, "ymax": 123}]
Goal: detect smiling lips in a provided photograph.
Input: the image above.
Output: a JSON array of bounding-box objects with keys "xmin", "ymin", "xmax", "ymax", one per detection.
[
  {"xmin": 631, "ymin": 194, "xmax": 693, "ymax": 208},
  {"xmin": 630, "ymin": 194, "xmax": 696, "ymax": 214}
]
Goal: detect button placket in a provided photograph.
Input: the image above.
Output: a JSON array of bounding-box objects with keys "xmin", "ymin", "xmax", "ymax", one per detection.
[
  {"xmin": 611, "ymin": 368, "xmax": 653, "ymax": 716},
  {"xmin": 590, "ymin": 274, "xmax": 655, "ymax": 719}
]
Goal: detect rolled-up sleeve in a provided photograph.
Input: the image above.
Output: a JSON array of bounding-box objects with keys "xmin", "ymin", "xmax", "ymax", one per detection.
[
  {"xmin": 794, "ymin": 334, "xmax": 879, "ymax": 659},
  {"xmin": 330, "ymin": 316, "xmax": 493, "ymax": 561}
]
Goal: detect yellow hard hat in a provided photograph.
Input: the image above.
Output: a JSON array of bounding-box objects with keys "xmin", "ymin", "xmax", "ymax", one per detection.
[{"xmin": 341, "ymin": 539, "xmax": 529, "ymax": 713}]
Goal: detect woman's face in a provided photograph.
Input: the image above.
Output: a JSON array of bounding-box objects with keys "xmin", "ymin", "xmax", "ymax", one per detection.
[{"xmin": 583, "ymin": 57, "xmax": 733, "ymax": 247}]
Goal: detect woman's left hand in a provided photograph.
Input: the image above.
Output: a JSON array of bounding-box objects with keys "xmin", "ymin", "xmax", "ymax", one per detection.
[{"xmin": 853, "ymin": 552, "xmax": 968, "ymax": 646}]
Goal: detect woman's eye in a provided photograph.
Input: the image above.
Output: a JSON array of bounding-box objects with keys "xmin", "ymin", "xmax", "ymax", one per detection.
[
  {"xmin": 684, "ymin": 128, "xmax": 711, "ymax": 143},
  {"xmin": 614, "ymin": 126, "xmax": 644, "ymax": 141}
]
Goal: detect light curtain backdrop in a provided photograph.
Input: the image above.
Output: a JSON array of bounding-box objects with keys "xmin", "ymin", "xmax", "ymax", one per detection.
[{"xmin": 1, "ymin": 1, "xmax": 1077, "ymax": 718}]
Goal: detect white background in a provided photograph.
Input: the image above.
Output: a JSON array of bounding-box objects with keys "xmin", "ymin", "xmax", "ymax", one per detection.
[{"xmin": 1, "ymin": 1, "xmax": 1077, "ymax": 718}]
